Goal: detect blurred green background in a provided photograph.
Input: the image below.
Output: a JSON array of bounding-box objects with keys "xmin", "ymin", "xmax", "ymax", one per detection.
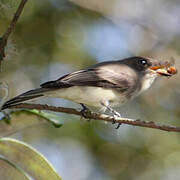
[{"xmin": 0, "ymin": 0, "xmax": 180, "ymax": 179}]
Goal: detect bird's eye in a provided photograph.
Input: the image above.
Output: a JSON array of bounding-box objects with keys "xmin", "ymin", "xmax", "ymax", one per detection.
[{"xmin": 140, "ymin": 59, "xmax": 147, "ymax": 66}]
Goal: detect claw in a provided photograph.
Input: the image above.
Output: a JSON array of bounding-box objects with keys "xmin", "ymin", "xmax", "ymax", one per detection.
[
  {"xmin": 80, "ymin": 103, "xmax": 91, "ymax": 120},
  {"xmin": 115, "ymin": 123, "xmax": 121, "ymax": 129},
  {"xmin": 100, "ymin": 102, "xmax": 122, "ymax": 126},
  {"xmin": 2, "ymin": 111, "xmax": 11, "ymax": 124}
]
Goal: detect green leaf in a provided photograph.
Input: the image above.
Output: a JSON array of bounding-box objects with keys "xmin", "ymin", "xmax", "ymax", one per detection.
[
  {"xmin": 0, "ymin": 109, "xmax": 63, "ymax": 137},
  {"xmin": 0, "ymin": 157, "xmax": 30, "ymax": 180},
  {"xmin": 0, "ymin": 138, "xmax": 62, "ymax": 180},
  {"xmin": 23, "ymin": 109, "xmax": 63, "ymax": 128}
]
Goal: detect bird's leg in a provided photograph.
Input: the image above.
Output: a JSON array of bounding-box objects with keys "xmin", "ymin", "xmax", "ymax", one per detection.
[
  {"xmin": 100, "ymin": 102, "xmax": 121, "ymax": 128},
  {"xmin": 106, "ymin": 106, "xmax": 121, "ymax": 118},
  {"xmin": 80, "ymin": 103, "xmax": 91, "ymax": 120}
]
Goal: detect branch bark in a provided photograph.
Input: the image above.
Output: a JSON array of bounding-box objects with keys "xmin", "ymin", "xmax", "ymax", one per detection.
[
  {"xmin": 0, "ymin": 0, "xmax": 28, "ymax": 64},
  {"xmin": 7, "ymin": 103, "xmax": 180, "ymax": 133}
]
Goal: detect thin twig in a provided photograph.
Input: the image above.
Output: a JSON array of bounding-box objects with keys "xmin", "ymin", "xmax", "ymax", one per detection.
[
  {"xmin": 7, "ymin": 103, "xmax": 180, "ymax": 133},
  {"xmin": 0, "ymin": 0, "xmax": 28, "ymax": 63}
]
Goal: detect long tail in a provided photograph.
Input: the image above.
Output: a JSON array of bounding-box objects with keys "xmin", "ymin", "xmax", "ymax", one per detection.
[{"xmin": 1, "ymin": 88, "xmax": 47, "ymax": 110}]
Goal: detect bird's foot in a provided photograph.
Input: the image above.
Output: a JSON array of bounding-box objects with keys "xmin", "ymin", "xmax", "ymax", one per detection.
[
  {"xmin": 2, "ymin": 111, "xmax": 11, "ymax": 124},
  {"xmin": 100, "ymin": 102, "xmax": 122, "ymax": 128},
  {"xmin": 80, "ymin": 103, "xmax": 91, "ymax": 121},
  {"xmin": 115, "ymin": 123, "xmax": 121, "ymax": 129},
  {"xmin": 112, "ymin": 113, "xmax": 122, "ymax": 129}
]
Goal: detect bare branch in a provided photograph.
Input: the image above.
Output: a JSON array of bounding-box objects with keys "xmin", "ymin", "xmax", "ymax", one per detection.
[
  {"xmin": 6, "ymin": 103, "xmax": 180, "ymax": 133},
  {"xmin": 0, "ymin": 0, "xmax": 28, "ymax": 64}
]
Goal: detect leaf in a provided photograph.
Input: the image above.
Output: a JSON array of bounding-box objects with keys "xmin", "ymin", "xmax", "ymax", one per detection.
[
  {"xmin": 23, "ymin": 109, "xmax": 63, "ymax": 128},
  {"xmin": 0, "ymin": 157, "xmax": 30, "ymax": 180},
  {"xmin": 0, "ymin": 138, "xmax": 62, "ymax": 180},
  {"xmin": 0, "ymin": 109, "xmax": 63, "ymax": 137}
]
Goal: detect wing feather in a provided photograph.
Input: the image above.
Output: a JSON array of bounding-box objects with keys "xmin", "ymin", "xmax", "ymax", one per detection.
[{"xmin": 41, "ymin": 68, "xmax": 131, "ymax": 92}]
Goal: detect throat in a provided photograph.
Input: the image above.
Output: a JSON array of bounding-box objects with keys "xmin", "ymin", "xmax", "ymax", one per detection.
[{"xmin": 140, "ymin": 73, "xmax": 157, "ymax": 93}]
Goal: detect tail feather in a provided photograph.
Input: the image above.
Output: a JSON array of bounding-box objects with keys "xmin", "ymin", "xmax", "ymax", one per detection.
[{"xmin": 1, "ymin": 88, "xmax": 47, "ymax": 110}]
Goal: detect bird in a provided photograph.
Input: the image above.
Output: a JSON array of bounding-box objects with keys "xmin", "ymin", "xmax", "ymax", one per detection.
[{"xmin": 1, "ymin": 56, "xmax": 177, "ymax": 115}]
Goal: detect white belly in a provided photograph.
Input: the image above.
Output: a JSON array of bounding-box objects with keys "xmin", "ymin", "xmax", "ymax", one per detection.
[{"xmin": 45, "ymin": 86, "xmax": 126, "ymax": 108}]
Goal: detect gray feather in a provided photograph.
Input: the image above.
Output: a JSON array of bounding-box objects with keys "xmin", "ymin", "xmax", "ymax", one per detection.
[{"xmin": 1, "ymin": 88, "xmax": 47, "ymax": 110}]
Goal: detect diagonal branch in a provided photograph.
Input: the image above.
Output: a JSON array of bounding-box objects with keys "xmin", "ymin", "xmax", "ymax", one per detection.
[
  {"xmin": 0, "ymin": 0, "xmax": 28, "ymax": 64},
  {"xmin": 6, "ymin": 103, "xmax": 180, "ymax": 132}
]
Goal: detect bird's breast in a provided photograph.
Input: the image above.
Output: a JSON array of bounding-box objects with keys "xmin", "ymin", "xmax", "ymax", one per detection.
[{"xmin": 139, "ymin": 73, "xmax": 157, "ymax": 93}]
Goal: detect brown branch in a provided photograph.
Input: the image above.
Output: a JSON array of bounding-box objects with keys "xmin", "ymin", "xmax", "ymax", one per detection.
[
  {"xmin": 0, "ymin": 0, "xmax": 28, "ymax": 64},
  {"xmin": 7, "ymin": 103, "xmax": 180, "ymax": 132}
]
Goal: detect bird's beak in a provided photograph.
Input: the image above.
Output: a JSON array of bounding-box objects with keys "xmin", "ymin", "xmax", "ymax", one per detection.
[{"xmin": 149, "ymin": 61, "xmax": 177, "ymax": 77}]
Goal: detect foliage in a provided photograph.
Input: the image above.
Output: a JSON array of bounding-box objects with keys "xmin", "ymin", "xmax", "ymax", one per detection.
[{"xmin": 0, "ymin": 137, "xmax": 61, "ymax": 180}]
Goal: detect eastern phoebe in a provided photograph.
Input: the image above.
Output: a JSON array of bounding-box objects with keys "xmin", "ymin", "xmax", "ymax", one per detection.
[{"xmin": 1, "ymin": 56, "xmax": 177, "ymax": 114}]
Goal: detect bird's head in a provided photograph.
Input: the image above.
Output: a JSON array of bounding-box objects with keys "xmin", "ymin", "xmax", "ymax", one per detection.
[
  {"xmin": 122, "ymin": 56, "xmax": 177, "ymax": 77},
  {"xmin": 121, "ymin": 56, "xmax": 177, "ymax": 93}
]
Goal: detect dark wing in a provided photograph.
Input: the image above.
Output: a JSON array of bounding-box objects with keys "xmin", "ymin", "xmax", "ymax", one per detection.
[{"xmin": 41, "ymin": 68, "xmax": 130, "ymax": 92}]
